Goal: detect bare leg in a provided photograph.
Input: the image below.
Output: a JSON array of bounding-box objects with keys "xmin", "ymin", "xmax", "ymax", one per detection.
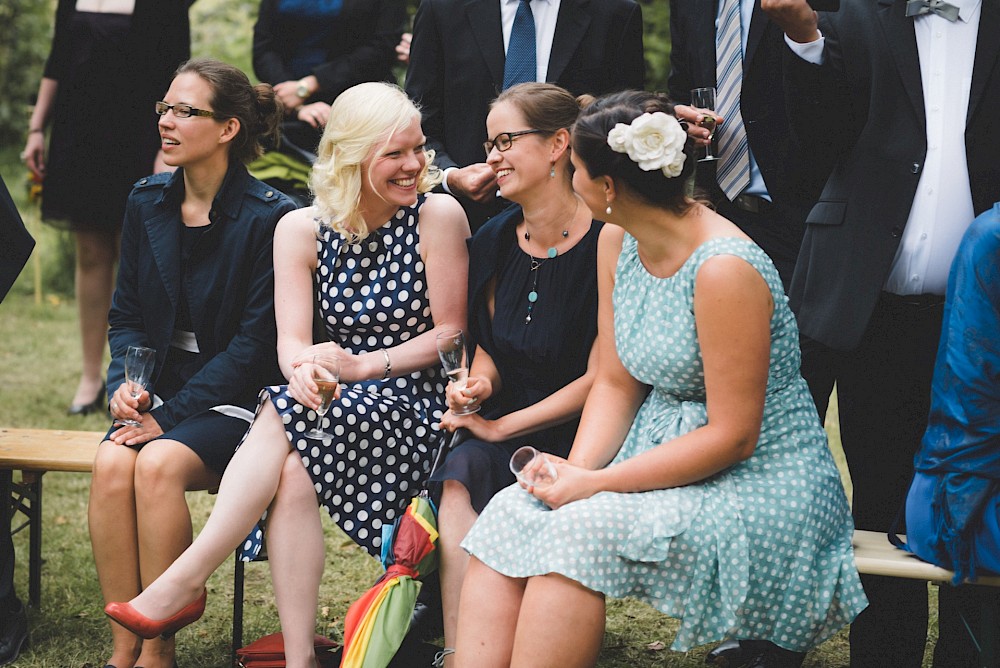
[
  {"xmin": 267, "ymin": 452, "xmax": 324, "ymax": 668},
  {"xmin": 438, "ymin": 480, "xmax": 478, "ymax": 666},
  {"xmin": 71, "ymin": 228, "xmax": 117, "ymax": 406},
  {"xmin": 125, "ymin": 402, "xmax": 291, "ymax": 619},
  {"xmin": 454, "ymin": 557, "xmax": 526, "ymax": 668},
  {"xmin": 131, "ymin": 440, "xmax": 221, "ymax": 668},
  {"xmin": 89, "ymin": 440, "xmax": 142, "ymax": 668},
  {"xmin": 510, "ymin": 573, "xmax": 605, "ymax": 668}
]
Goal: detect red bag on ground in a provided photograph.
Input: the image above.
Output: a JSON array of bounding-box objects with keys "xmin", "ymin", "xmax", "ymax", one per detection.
[{"xmin": 236, "ymin": 632, "xmax": 341, "ymax": 668}]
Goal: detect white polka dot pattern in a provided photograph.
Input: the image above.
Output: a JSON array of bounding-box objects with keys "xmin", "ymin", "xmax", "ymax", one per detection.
[
  {"xmin": 265, "ymin": 196, "xmax": 447, "ymax": 557},
  {"xmin": 462, "ymin": 236, "xmax": 868, "ymax": 652}
]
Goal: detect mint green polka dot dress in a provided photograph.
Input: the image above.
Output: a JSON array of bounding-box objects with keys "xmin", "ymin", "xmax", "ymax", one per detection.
[{"xmin": 462, "ymin": 236, "xmax": 868, "ymax": 652}]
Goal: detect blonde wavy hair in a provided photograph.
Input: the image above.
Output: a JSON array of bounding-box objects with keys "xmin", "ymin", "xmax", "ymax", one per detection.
[{"xmin": 310, "ymin": 82, "xmax": 441, "ymax": 242}]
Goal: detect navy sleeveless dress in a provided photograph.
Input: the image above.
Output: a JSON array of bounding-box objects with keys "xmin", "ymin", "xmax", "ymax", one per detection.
[{"xmin": 263, "ymin": 196, "xmax": 448, "ymax": 556}]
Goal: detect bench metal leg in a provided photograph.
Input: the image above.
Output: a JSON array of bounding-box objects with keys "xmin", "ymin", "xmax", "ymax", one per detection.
[
  {"xmin": 981, "ymin": 592, "xmax": 998, "ymax": 668},
  {"xmin": 7, "ymin": 472, "xmax": 43, "ymax": 608},
  {"xmin": 232, "ymin": 554, "xmax": 244, "ymax": 667}
]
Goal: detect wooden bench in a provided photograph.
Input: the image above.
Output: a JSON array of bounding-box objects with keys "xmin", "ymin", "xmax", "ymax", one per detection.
[
  {"xmin": 0, "ymin": 427, "xmax": 101, "ymax": 608},
  {"xmin": 853, "ymin": 529, "xmax": 1000, "ymax": 666}
]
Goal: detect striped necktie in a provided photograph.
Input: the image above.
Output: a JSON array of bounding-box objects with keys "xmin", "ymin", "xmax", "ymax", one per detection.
[
  {"xmin": 715, "ymin": 0, "xmax": 750, "ymax": 201},
  {"xmin": 503, "ymin": 0, "xmax": 537, "ymax": 89}
]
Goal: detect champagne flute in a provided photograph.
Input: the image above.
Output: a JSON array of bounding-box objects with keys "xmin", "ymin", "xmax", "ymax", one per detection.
[
  {"xmin": 305, "ymin": 355, "xmax": 341, "ymax": 440},
  {"xmin": 435, "ymin": 329, "xmax": 480, "ymax": 416},
  {"xmin": 115, "ymin": 345, "xmax": 156, "ymax": 427},
  {"xmin": 690, "ymin": 87, "xmax": 719, "ymax": 162},
  {"xmin": 509, "ymin": 446, "xmax": 558, "ymax": 488}
]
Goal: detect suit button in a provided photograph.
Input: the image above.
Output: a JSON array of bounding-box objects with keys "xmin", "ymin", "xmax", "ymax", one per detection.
[
  {"xmin": 265, "ymin": 190, "xmax": 274, "ymax": 198},
  {"xmin": 139, "ymin": 178, "xmax": 148, "ymax": 185},
  {"xmin": 911, "ymin": 162, "xmax": 921, "ymax": 174},
  {"xmin": 891, "ymin": 226, "xmax": 903, "ymax": 238}
]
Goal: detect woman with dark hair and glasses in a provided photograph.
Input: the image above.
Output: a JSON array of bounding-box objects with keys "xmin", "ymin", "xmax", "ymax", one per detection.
[
  {"xmin": 454, "ymin": 90, "xmax": 867, "ymax": 668},
  {"xmin": 88, "ymin": 58, "xmax": 294, "ymax": 668},
  {"xmin": 424, "ymin": 82, "xmax": 601, "ymax": 666}
]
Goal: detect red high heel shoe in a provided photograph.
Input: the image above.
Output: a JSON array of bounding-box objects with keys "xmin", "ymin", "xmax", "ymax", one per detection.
[{"xmin": 104, "ymin": 589, "xmax": 207, "ymax": 640}]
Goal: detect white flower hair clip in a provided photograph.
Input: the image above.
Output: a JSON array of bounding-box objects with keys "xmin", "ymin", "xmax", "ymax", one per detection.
[{"xmin": 606, "ymin": 111, "xmax": 687, "ymax": 178}]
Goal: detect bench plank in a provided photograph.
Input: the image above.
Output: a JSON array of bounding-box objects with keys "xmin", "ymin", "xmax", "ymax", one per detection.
[
  {"xmin": 0, "ymin": 428, "xmax": 100, "ymax": 473},
  {"xmin": 853, "ymin": 529, "xmax": 1000, "ymax": 586}
]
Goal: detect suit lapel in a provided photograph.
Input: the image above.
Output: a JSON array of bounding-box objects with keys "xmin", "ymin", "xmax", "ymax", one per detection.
[
  {"xmin": 144, "ymin": 211, "xmax": 180, "ymax": 312},
  {"xmin": 968, "ymin": 0, "xmax": 1000, "ymax": 125},
  {"xmin": 876, "ymin": 0, "xmax": 925, "ymax": 126},
  {"xmin": 548, "ymin": 0, "xmax": 591, "ymax": 83},
  {"xmin": 466, "ymin": 0, "xmax": 505, "ymax": 89},
  {"xmin": 745, "ymin": 1, "xmax": 767, "ymax": 71}
]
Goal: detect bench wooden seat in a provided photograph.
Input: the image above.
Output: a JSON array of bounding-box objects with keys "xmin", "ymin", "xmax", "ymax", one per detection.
[
  {"xmin": 853, "ymin": 529, "xmax": 1000, "ymax": 586},
  {"xmin": 0, "ymin": 427, "xmax": 101, "ymax": 607}
]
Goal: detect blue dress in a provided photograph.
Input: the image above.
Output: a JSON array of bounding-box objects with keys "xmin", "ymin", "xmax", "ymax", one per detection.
[
  {"xmin": 264, "ymin": 197, "xmax": 448, "ymax": 557},
  {"xmin": 463, "ymin": 236, "xmax": 868, "ymax": 652}
]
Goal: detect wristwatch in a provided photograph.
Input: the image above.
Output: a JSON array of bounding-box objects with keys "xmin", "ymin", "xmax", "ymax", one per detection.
[{"xmin": 296, "ymin": 80, "xmax": 310, "ymax": 101}]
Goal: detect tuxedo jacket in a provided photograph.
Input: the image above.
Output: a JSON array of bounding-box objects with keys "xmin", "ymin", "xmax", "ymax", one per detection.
[
  {"xmin": 107, "ymin": 165, "xmax": 294, "ymax": 432},
  {"xmin": 253, "ymin": 0, "xmax": 406, "ymax": 103},
  {"xmin": 785, "ymin": 0, "xmax": 1000, "ymax": 351},
  {"xmin": 405, "ymin": 0, "xmax": 645, "ymax": 177},
  {"xmin": 667, "ymin": 0, "xmax": 828, "ymax": 218}
]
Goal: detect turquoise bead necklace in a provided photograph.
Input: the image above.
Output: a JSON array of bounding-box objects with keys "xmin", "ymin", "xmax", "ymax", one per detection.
[{"xmin": 523, "ymin": 199, "xmax": 580, "ymax": 324}]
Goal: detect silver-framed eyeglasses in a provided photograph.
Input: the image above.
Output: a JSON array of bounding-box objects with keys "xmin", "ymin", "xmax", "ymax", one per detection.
[
  {"xmin": 155, "ymin": 101, "xmax": 216, "ymax": 119},
  {"xmin": 483, "ymin": 129, "xmax": 545, "ymax": 156}
]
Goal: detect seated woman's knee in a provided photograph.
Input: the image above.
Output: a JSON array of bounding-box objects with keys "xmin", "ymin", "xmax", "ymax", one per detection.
[
  {"xmin": 91, "ymin": 440, "xmax": 140, "ymax": 497},
  {"xmin": 133, "ymin": 439, "xmax": 192, "ymax": 492}
]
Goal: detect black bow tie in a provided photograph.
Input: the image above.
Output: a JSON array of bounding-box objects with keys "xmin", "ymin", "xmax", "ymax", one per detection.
[{"xmin": 905, "ymin": 0, "xmax": 961, "ymax": 21}]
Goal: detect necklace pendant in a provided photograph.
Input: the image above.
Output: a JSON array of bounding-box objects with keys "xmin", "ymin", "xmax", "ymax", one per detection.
[
  {"xmin": 525, "ymin": 313, "xmax": 532, "ymax": 324},
  {"xmin": 528, "ymin": 291, "xmax": 538, "ymax": 303},
  {"xmin": 547, "ymin": 247, "xmax": 558, "ymax": 259}
]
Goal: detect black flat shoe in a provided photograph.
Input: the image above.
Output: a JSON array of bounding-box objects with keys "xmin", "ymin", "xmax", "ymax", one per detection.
[
  {"xmin": 67, "ymin": 382, "xmax": 106, "ymax": 416},
  {"xmin": 0, "ymin": 601, "xmax": 28, "ymax": 666},
  {"xmin": 706, "ymin": 639, "xmax": 805, "ymax": 668}
]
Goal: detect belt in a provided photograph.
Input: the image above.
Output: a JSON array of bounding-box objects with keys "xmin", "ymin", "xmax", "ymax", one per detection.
[
  {"xmin": 731, "ymin": 194, "xmax": 775, "ymax": 215},
  {"xmin": 880, "ymin": 291, "xmax": 945, "ymax": 310}
]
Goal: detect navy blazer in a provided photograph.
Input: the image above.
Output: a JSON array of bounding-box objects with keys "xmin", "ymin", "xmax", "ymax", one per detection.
[
  {"xmin": 0, "ymin": 176, "xmax": 35, "ymax": 302},
  {"xmin": 107, "ymin": 164, "xmax": 296, "ymax": 431},
  {"xmin": 784, "ymin": 0, "xmax": 1000, "ymax": 350}
]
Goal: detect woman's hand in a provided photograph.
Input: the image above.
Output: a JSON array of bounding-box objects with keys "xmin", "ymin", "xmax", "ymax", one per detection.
[
  {"xmin": 109, "ymin": 383, "xmax": 150, "ymax": 425},
  {"xmin": 22, "ymin": 132, "xmax": 46, "ymax": 180},
  {"xmin": 290, "ymin": 341, "xmax": 376, "ymax": 383},
  {"xmin": 444, "ymin": 374, "xmax": 491, "ymax": 413},
  {"xmin": 109, "ymin": 413, "xmax": 164, "ymax": 446},
  {"xmin": 287, "ymin": 359, "xmax": 342, "ymax": 410},
  {"xmin": 528, "ymin": 458, "xmax": 602, "ymax": 510},
  {"xmin": 296, "ymin": 101, "xmax": 331, "ymax": 129},
  {"xmin": 439, "ymin": 410, "xmax": 505, "ymax": 442}
]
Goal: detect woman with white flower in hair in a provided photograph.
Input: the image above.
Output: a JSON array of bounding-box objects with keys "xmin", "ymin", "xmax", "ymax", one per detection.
[{"xmin": 454, "ymin": 91, "xmax": 867, "ymax": 668}]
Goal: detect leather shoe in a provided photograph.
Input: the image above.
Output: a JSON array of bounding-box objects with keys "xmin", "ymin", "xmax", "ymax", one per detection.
[
  {"xmin": 67, "ymin": 381, "xmax": 107, "ymax": 416},
  {"xmin": 705, "ymin": 639, "xmax": 804, "ymax": 668},
  {"xmin": 0, "ymin": 600, "xmax": 28, "ymax": 666},
  {"xmin": 105, "ymin": 589, "xmax": 206, "ymax": 640}
]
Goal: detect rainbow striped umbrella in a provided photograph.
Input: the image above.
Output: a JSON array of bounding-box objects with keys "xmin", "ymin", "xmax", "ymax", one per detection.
[{"xmin": 340, "ymin": 491, "xmax": 440, "ymax": 668}]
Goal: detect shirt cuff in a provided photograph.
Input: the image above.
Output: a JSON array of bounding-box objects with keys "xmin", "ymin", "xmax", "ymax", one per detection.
[
  {"xmin": 441, "ymin": 167, "xmax": 458, "ymax": 195},
  {"xmin": 785, "ymin": 31, "xmax": 826, "ymax": 65}
]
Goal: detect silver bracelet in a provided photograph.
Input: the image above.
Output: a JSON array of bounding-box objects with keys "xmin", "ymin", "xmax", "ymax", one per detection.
[{"xmin": 380, "ymin": 348, "xmax": 391, "ymax": 381}]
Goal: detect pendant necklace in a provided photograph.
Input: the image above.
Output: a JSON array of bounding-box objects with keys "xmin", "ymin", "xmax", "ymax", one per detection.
[{"xmin": 523, "ymin": 199, "xmax": 580, "ymax": 324}]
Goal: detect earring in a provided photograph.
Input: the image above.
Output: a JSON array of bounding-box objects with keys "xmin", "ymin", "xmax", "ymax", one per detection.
[
  {"xmin": 550, "ymin": 164, "xmax": 556, "ymax": 178},
  {"xmin": 605, "ymin": 203, "xmax": 612, "ymax": 215}
]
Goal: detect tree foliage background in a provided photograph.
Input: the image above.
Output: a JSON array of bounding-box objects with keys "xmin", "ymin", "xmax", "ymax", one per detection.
[{"xmin": 1, "ymin": 0, "xmax": 670, "ymax": 150}]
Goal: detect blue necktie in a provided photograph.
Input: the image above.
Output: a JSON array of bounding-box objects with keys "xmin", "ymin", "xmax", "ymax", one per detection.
[
  {"xmin": 503, "ymin": 0, "xmax": 537, "ymax": 89},
  {"xmin": 715, "ymin": 0, "xmax": 750, "ymax": 200}
]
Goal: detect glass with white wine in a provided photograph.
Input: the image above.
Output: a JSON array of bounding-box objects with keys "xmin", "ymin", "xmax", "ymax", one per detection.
[
  {"xmin": 305, "ymin": 355, "xmax": 341, "ymax": 439},
  {"xmin": 435, "ymin": 328, "xmax": 480, "ymax": 416}
]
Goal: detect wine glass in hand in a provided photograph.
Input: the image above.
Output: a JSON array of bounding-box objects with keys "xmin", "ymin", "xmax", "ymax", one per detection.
[
  {"xmin": 509, "ymin": 446, "xmax": 558, "ymax": 489},
  {"xmin": 305, "ymin": 355, "xmax": 341, "ymax": 440},
  {"xmin": 435, "ymin": 329, "xmax": 480, "ymax": 416},
  {"xmin": 116, "ymin": 346, "xmax": 156, "ymax": 427},
  {"xmin": 690, "ymin": 87, "xmax": 720, "ymax": 162}
]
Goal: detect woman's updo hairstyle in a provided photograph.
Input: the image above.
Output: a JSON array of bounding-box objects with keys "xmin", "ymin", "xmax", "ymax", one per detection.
[
  {"xmin": 572, "ymin": 90, "xmax": 695, "ymax": 215},
  {"xmin": 491, "ymin": 82, "xmax": 582, "ymax": 135},
  {"xmin": 174, "ymin": 58, "xmax": 282, "ymax": 165},
  {"xmin": 311, "ymin": 81, "xmax": 441, "ymax": 242}
]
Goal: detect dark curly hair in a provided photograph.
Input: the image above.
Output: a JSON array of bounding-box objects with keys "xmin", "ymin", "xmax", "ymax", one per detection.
[{"xmin": 571, "ymin": 90, "xmax": 696, "ymax": 216}]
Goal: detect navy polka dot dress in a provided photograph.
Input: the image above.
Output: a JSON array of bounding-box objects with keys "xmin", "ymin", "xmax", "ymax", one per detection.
[
  {"xmin": 463, "ymin": 237, "xmax": 868, "ymax": 652},
  {"xmin": 265, "ymin": 196, "xmax": 447, "ymax": 557}
]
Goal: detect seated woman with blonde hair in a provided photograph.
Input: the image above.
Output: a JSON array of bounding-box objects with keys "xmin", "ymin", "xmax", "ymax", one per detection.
[
  {"xmin": 105, "ymin": 80, "xmax": 470, "ymax": 668},
  {"xmin": 455, "ymin": 90, "xmax": 868, "ymax": 668}
]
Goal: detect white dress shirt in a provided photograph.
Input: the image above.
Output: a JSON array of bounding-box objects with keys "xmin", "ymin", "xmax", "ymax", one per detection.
[
  {"xmin": 501, "ymin": 0, "xmax": 561, "ymax": 83},
  {"xmin": 787, "ymin": 0, "xmax": 982, "ymax": 295}
]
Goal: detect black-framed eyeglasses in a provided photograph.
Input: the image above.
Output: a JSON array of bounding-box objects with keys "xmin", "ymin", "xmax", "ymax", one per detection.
[
  {"xmin": 155, "ymin": 101, "xmax": 216, "ymax": 119},
  {"xmin": 483, "ymin": 129, "xmax": 545, "ymax": 156}
]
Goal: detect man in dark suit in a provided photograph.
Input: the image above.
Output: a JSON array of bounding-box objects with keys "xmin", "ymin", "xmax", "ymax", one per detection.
[
  {"xmin": 668, "ymin": 0, "xmax": 829, "ymax": 290},
  {"xmin": 762, "ymin": 0, "xmax": 1000, "ymax": 665},
  {"xmin": 0, "ymin": 175, "xmax": 35, "ymax": 665},
  {"xmin": 405, "ymin": 0, "xmax": 645, "ymax": 231}
]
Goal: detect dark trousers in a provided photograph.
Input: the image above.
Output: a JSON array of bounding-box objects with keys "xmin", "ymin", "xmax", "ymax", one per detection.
[
  {"xmin": 801, "ymin": 293, "xmax": 985, "ymax": 667},
  {"xmin": 0, "ymin": 470, "xmax": 17, "ymax": 613}
]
